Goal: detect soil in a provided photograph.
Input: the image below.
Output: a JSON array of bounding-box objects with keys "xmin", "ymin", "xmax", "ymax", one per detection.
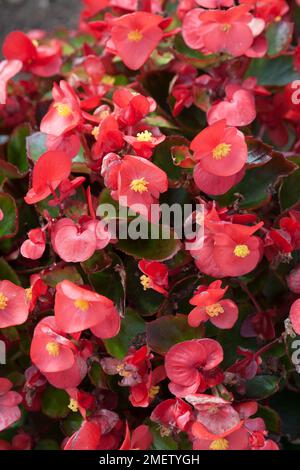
[{"xmin": 0, "ymin": 0, "xmax": 82, "ymax": 43}]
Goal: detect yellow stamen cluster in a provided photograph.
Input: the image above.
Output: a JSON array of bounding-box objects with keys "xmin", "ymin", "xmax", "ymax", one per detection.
[
  {"xmin": 140, "ymin": 275, "xmax": 151, "ymax": 291},
  {"xmin": 102, "ymin": 75, "xmax": 115, "ymax": 86},
  {"xmin": 222, "ymin": 24, "xmax": 232, "ymax": 32},
  {"xmin": 74, "ymin": 299, "xmax": 89, "ymax": 312},
  {"xmin": 116, "ymin": 364, "xmax": 131, "ymax": 378},
  {"xmin": 54, "ymin": 102, "xmax": 72, "ymax": 117},
  {"xmin": 130, "ymin": 177, "xmax": 149, "ymax": 193},
  {"xmin": 127, "ymin": 30, "xmax": 143, "ymax": 42},
  {"xmin": 92, "ymin": 126, "xmax": 100, "ymax": 139},
  {"xmin": 149, "ymin": 385, "xmax": 160, "ymax": 399},
  {"xmin": 234, "ymin": 244, "xmax": 250, "ymax": 258},
  {"xmin": 46, "ymin": 342, "xmax": 60, "ymax": 357},
  {"xmin": 206, "ymin": 303, "xmax": 224, "ymax": 318},
  {"xmin": 0, "ymin": 292, "xmax": 8, "ymax": 310},
  {"xmin": 209, "ymin": 438, "xmax": 229, "ymax": 450},
  {"xmin": 68, "ymin": 398, "xmax": 79, "ymax": 413},
  {"xmin": 136, "ymin": 131, "xmax": 153, "ymax": 142},
  {"xmin": 212, "ymin": 143, "xmax": 232, "ymax": 160},
  {"xmin": 26, "ymin": 287, "xmax": 33, "ymax": 302}
]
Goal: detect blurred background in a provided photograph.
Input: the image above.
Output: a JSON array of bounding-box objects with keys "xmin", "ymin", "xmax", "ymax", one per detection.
[{"xmin": 0, "ymin": 0, "xmax": 81, "ymax": 42}]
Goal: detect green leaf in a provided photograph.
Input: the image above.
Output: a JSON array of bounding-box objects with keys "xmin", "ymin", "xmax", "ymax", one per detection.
[
  {"xmin": 35, "ymin": 439, "xmax": 60, "ymax": 450},
  {"xmin": 266, "ymin": 21, "xmax": 294, "ymax": 57},
  {"xmin": 270, "ymin": 391, "xmax": 300, "ymax": 439},
  {"xmin": 41, "ymin": 386, "xmax": 70, "ymax": 419},
  {"xmin": 41, "ymin": 264, "xmax": 83, "ymax": 288},
  {"xmin": 148, "ymin": 421, "xmax": 178, "ymax": 450},
  {"xmin": 117, "ymin": 223, "xmax": 181, "ymax": 261},
  {"xmin": 174, "ymin": 35, "xmax": 220, "ymax": 68},
  {"xmin": 152, "ymin": 135, "xmax": 189, "ymax": 181},
  {"xmin": 279, "ymin": 166, "xmax": 300, "ymax": 210},
  {"xmin": 246, "ymin": 56, "xmax": 299, "ymax": 86},
  {"xmin": 125, "ymin": 259, "xmax": 164, "ymax": 317},
  {"xmin": 61, "ymin": 413, "xmax": 83, "ymax": 437},
  {"xmin": 0, "ymin": 193, "xmax": 18, "ymax": 239},
  {"xmin": 7, "ymin": 124, "xmax": 30, "ymax": 173},
  {"xmin": 256, "ymin": 405, "xmax": 281, "ymax": 434},
  {"xmin": 217, "ymin": 142, "xmax": 296, "ymax": 209},
  {"xmin": 104, "ymin": 308, "xmax": 145, "ymax": 359},
  {"xmin": 0, "ymin": 257, "xmax": 21, "ymax": 284},
  {"xmin": 245, "ymin": 375, "xmax": 281, "ymax": 399},
  {"xmin": 146, "ymin": 314, "xmax": 203, "ymax": 355}
]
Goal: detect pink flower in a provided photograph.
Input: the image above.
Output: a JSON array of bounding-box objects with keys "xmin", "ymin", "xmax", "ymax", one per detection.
[
  {"xmin": 55, "ymin": 280, "xmax": 120, "ymax": 338},
  {"xmin": 40, "ymin": 81, "xmax": 82, "ymax": 137},
  {"xmin": 165, "ymin": 339, "xmax": 224, "ymax": 397},
  {"xmin": 138, "ymin": 260, "xmax": 168, "ymax": 296},
  {"xmin": 111, "ymin": 155, "xmax": 168, "ymax": 220},
  {"xmin": 289, "ymin": 299, "xmax": 300, "ymax": 335},
  {"xmin": 24, "ymin": 150, "xmax": 72, "ymax": 205},
  {"xmin": 0, "ymin": 60, "xmax": 22, "ymax": 105},
  {"xmin": 21, "ymin": 228, "xmax": 46, "ymax": 260},
  {"xmin": 0, "ymin": 378, "xmax": 22, "ymax": 432},
  {"xmin": 110, "ymin": 12, "xmax": 163, "ymax": 70},
  {"xmin": 191, "ymin": 120, "xmax": 248, "ymax": 177},
  {"xmin": 0, "ymin": 280, "xmax": 29, "ymax": 328},
  {"xmin": 189, "ymin": 280, "xmax": 238, "ymax": 329}
]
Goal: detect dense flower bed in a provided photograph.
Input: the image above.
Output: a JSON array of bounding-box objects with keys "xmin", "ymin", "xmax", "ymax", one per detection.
[{"xmin": 1, "ymin": 0, "xmax": 300, "ymax": 451}]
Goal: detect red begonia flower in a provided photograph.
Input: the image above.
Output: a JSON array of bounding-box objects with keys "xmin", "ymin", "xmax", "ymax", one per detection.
[
  {"xmin": 138, "ymin": 260, "xmax": 168, "ymax": 296},
  {"xmin": 191, "ymin": 120, "xmax": 248, "ymax": 177},
  {"xmin": 207, "ymin": 87, "xmax": 256, "ymax": 127},
  {"xmin": 92, "ymin": 115, "xmax": 124, "ymax": 161},
  {"xmin": 119, "ymin": 422, "xmax": 153, "ymax": 450},
  {"xmin": 0, "ymin": 280, "xmax": 29, "ymax": 328},
  {"xmin": 165, "ymin": 339, "xmax": 224, "ymax": 397},
  {"xmin": 289, "ymin": 299, "xmax": 300, "ymax": 335},
  {"xmin": 124, "ymin": 129, "xmax": 165, "ymax": 159},
  {"xmin": 183, "ymin": 5, "xmax": 255, "ymax": 57},
  {"xmin": 24, "ymin": 150, "xmax": 71, "ymax": 204},
  {"xmin": 110, "ymin": 12, "xmax": 163, "ymax": 70},
  {"xmin": 113, "ymin": 88, "xmax": 155, "ymax": 126},
  {"xmin": 187, "ymin": 394, "xmax": 242, "ymax": 439},
  {"xmin": 64, "ymin": 420, "xmax": 101, "ymax": 450},
  {"xmin": 193, "ymin": 164, "xmax": 245, "ymax": 196},
  {"xmin": 189, "ymin": 280, "xmax": 238, "ymax": 329},
  {"xmin": 0, "ymin": 60, "xmax": 22, "ymax": 105},
  {"xmin": 51, "ymin": 218, "xmax": 97, "ymax": 262},
  {"xmin": 0, "ymin": 378, "xmax": 22, "ymax": 432},
  {"xmin": 287, "ymin": 266, "xmax": 300, "ymax": 294},
  {"xmin": 2, "ymin": 31, "xmax": 61, "ymax": 77},
  {"xmin": 55, "ymin": 280, "xmax": 120, "ymax": 337},
  {"xmin": 192, "ymin": 426, "xmax": 249, "ymax": 450},
  {"xmin": 151, "ymin": 398, "xmax": 192, "ymax": 432},
  {"xmin": 111, "ymin": 155, "xmax": 168, "ymax": 220},
  {"xmin": 30, "ymin": 316, "xmax": 77, "ymax": 373},
  {"xmin": 21, "ymin": 228, "xmax": 46, "ymax": 260},
  {"xmin": 40, "ymin": 81, "xmax": 82, "ymax": 137}
]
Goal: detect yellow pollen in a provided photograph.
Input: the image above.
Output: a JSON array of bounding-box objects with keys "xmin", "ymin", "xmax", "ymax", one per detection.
[
  {"xmin": 130, "ymin": 177, "xmax": 149, "ymax": 193},
  {"xmin": 54, "ymin": 102, "xmax": 72, "ymax": 117},
  {"xmin": 116, "ymin": 364, "xmax": 131, "ymax": 378},
  {"xmin": 32, "ymin": 39, "xmax": 39, "ymax": 47},
  {"xmin": 136, "ymin": 131, "xmax": 153, "ymax": 142},
  {"xmin": 46, "ymin": 342, "xmax": 60, "ymax": 357},
  {"xmin": 212, "ymin": 143, "xmax": 232, "ymax": 160},
  {"xmin": 234, "ymin": 244, "xmax": 250, "ymax": 258},
  {"xmin": 92, "ymin": 126, "xmax": 100, "ymax": 139},
  {"xmin": 140, "ymin": 275, "xmax": 151, "ymax": 291},
  {"xmin": 68, "ymin": 398, "xmax": 79, "ymax": 413},
  {"xmin": 74, "ymin": 299, "xmax": 89, "ymax": 312},
  {"xmin": 222, "ymin": 23, "xmax": 232, "ymax": 32},
  {"xmin": 149, "ymin": 385, "xmax": 160, "ymax": 399},
  {"xmin": 206, "ymin": 303, "xmax": 224, "ymax": 318},
  {"xmin": 101, "ymin": 75, "xmax": 115, "ymax": 86},
  {"xmin": 0, "ymin": 292, "xmax": 8, "ymax": 310},
  {"xmin": 210, "ymin": 438, "xmax": 229, "ymax": 451},
  {"xmin": 127, "ymin": 30, "xmax": 143, "ymax": 42},
  {"xmin": 26, "ymin": 287, "xmax": 33, "ymax": 302},
  {"xmin": 275, "ymin": 16, "xmax": 282, "ymax": 22}
]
